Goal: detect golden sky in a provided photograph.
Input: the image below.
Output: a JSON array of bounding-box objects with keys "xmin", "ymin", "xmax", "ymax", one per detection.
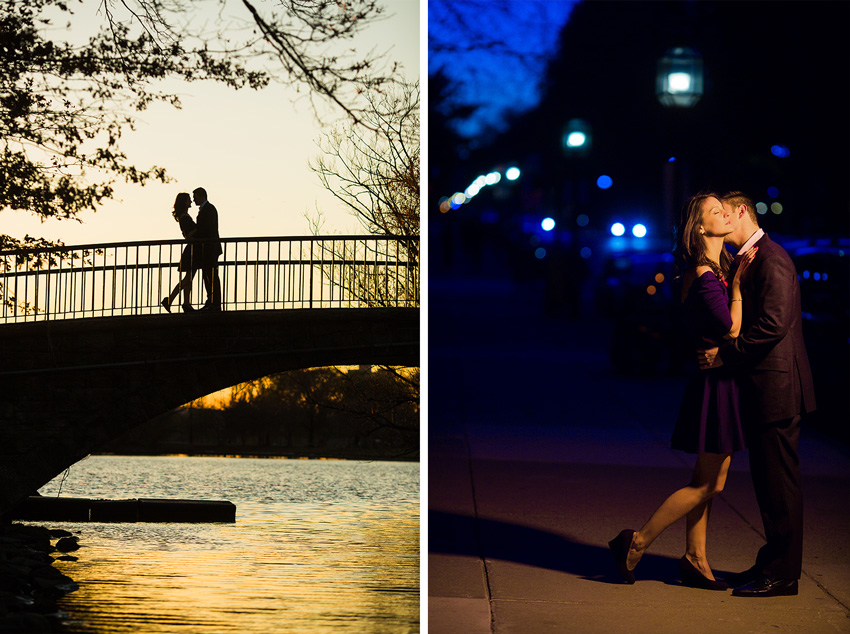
[{"xmin": 5, "ymin": 1, "xmax": 420, "ymax": 247}]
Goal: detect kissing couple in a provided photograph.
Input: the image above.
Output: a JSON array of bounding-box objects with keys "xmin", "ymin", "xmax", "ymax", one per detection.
[
  {"xmin": 609, "ymin": 190, "xmax": 815, "ymax": 597},
  {"xmin": 161, "ymin": 187, "xmax": 223, "ymax": 313}
]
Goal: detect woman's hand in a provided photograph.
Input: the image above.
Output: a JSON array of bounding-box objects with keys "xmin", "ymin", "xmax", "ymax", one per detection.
[{"xmin": 731, "ymin": 246, "xmax": 758, "ymax": 288}]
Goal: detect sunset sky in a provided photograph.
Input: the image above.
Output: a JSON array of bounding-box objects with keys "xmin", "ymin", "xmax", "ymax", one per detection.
[{"xmin": 4, "ymin": 1, "xmax": 420, "ymax": 248}]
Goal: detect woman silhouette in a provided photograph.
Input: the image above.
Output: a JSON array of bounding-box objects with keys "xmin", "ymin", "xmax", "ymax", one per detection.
[
  {"xmin": 161, "ymin": 192, "xmax": 198, "ymax": 313},
  {"xmin": 608, "ymin": 191, "xmax": 756, "ymax": 589}
]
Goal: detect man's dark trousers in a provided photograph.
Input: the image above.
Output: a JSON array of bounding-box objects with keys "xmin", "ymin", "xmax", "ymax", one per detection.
[{"xmin": 748, "ymin": 414, "xmax": 803, "ymax": 579}]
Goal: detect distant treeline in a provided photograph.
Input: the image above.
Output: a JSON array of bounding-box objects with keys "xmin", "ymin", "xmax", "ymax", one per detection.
[{"xmin": 99, "ymin": 366, "xmax": 419, "ymax": 460}]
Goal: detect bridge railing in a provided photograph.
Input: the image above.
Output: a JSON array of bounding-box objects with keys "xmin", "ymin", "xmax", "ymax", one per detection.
[{"xmin": 0, "ymin": 235, "xmax": 419, "ymax": 323}]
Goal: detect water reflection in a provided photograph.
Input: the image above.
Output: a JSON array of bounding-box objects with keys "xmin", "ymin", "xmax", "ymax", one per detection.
[{"xmin": 37, "ymin": 457, "xmax": 418, "ymax": 633}]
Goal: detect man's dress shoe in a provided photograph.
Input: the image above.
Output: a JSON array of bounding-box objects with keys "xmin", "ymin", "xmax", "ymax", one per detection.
[{"xmin": 732, "ymin": 577, "xmax": 798, "ymax": 597}]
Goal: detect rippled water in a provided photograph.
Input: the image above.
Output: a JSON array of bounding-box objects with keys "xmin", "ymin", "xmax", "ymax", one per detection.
[{"xmin": 35, "ymin": 456, "xmax": 419, "ymax": 633}]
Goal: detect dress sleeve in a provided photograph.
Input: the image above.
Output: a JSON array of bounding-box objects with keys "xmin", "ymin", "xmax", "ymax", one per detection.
[{"xmin": 692, "ymin": 272, "xmax": 732, "ymax": 341}]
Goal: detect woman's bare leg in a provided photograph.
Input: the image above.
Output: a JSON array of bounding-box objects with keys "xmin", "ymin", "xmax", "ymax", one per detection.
[
  {"xmin": 685, "ymin": 499, "xmax": 715, "ymax": 579},
  {"xmin": 626, "ymin": 453, "xmax": 731, "ymax": 571},
  {"xmin": 181, "ymin": 271, "xmax": 195, "ymax": 306}
]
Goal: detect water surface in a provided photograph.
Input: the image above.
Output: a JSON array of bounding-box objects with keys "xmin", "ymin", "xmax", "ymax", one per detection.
[{"xmin": 37, "ymin": 456, "xmax": 419, "ymax": 633}]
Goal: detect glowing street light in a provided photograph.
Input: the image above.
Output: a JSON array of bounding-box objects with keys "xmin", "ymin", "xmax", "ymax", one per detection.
[
  {"xmin": 562, "ymin": 118, "xmax": 592, "ymax": 156},
  {"xmin": 656, "ymin": 47, "xmax": 704, "ymax": 108}
]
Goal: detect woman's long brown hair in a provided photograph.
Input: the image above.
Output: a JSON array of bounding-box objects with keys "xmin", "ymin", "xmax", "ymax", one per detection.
[
  {"xmin": 171, "ymin": 192, "xmax": 191, "ymax": 221},
  {"xmin": 673, "ymin": 191, "xmax": 733, "ymax": 282}
]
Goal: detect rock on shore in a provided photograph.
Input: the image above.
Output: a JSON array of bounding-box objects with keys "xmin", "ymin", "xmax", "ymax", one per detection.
[{"xmin": 0, "ymin": 523, "xmax": 79, "ymax": 633}]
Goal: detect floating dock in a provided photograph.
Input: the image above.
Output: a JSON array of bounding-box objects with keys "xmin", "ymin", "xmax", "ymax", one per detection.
[{"xmin": 12, "ymin": 496, "xmax": 236, "ymax": 523}]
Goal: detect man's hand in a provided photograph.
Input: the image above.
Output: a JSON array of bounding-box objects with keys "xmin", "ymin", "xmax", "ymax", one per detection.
[{"xmin": 698, "ymin": 346, "xmax": 723, "ymax": 370}]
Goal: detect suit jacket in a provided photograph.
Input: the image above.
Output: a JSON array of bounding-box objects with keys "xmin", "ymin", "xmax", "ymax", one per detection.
[
  {"xmin": 719, "ymin": 234, "xmax": 816, "ymax": 424},
  {"xmin": 194, "ymin": 201, "xmax": 223, "ymax": 266}
]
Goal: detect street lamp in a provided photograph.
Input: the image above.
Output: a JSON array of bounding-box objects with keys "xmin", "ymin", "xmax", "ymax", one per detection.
[
  {"xmin": 656, "ymin": 47, "xmax": 704, "ymax": 108},
  {"xmin": 562, "ymin": 118, "xmax": 592, "ymax": 156}
]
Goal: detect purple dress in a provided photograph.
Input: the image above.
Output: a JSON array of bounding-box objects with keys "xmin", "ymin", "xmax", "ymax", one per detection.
[{"xmin": 671, "ymin": 271, "xmax": 747, "ymax": 454}]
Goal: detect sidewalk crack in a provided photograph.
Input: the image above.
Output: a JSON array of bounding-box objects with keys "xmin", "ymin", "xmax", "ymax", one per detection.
[{"xmin": 463, "ymin": 426, "xmax": 496, "ymax": 634}]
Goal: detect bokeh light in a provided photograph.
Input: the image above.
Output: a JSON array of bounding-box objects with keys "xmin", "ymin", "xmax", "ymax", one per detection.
[
  {"xmin": 770, "ymin": 144, "xmax": 791, "ymax": 158},
  {"xmin": 655, "ymin": 272, "xmax": 665, "ymax": 283},
  {"xmin": 505, "ymin": 167, "xmax": 521, "ymax": 181},
  {"xmin": 576, "ymin": 214, "xmax": 589, "ymax": 227},
  {"xmin": 450, "ymin": 192, "xmax": 466, "ymax": 209},
  {"xmin": 541, "ymin": 217, "xmax": 556, "ymax": 232},
  {"xmin": 770, "ymin": 202, "xmax": 783, "ymax": 214},
  {"xmin": 756, "ymin": 202, "xmax": 768, "ymax": 215},
  {"xmin": 646, "ymin": 285, "xmax": 657, "ymax": 296},
  {"xmin": 632, "ymin": 223, "xmax": 647, "ymax": 238},
  {"xmin": 667, "ymin": 72, "xmax": 692, "ymax": 93},
  {"xmin": 610, "ymin": 222, "xmax": 625, "ymax": 237},
  {"xmin": 596, "ymin": 175, "xmax": 613, "ymax": 189},
  {"xmin": 580, "ymin": 247, "xmax": 592, "ymax": 259},
  {"xmin": 485, "ymin": 171, "xmax": 501, "ymax": 185},
  {"xmin": 535, "ymin": 247, "xmax": 547, "ymax": 259},
  {"xmin": 767, "ymin": 186, "xmax": 780, "ymax": 198},
  {"xmin": 565, "ymin": 131, "xmax": 587, "ymax": 147}
]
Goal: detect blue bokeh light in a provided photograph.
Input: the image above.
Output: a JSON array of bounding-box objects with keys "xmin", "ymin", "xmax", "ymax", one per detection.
[
  {"xmin": 767, "ymin": 186, "xmax": 780, "ymax": 198},
  {"xmin": 770, "ymin": 144, "xmax": 791, "ymax": 158},
  {"xmin": 535, "ymin": 247, "xmax": 547, "ymax": 259},
  {"xmin": 576, "ymin": 214, "xmax": 589, "ymax": 227},
  {"xmin": 632, "ymin": 224, "xmax": 647, "ymax": 238},
  {"xmin": 505, "ymin": 167, "xmax": 521, "ymax": 181},
  {"xmin": 668, "ymin": 156, "xmax": 677, "ymax": 162},
  {"xmin": 541, "ymin": 217, "xmax": 556, "ymax": 232},
  {"xmin": 580, "ymin": 247, "xmax": 592, "ymax": 259},
  {"xmin": 610, "ymin": 222, "xmax": 625, "ymax": 237},
  {"xmin": 596, "ymin": 175, "xmax": 613, "ymax": 189}
]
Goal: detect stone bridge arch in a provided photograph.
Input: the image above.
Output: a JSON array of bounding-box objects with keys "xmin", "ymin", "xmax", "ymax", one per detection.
[{"xmin": 0, "ymin": 308, "xmax": 418, "ymax": 516}]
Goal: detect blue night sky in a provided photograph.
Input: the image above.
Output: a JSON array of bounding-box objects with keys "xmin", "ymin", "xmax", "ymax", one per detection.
[{"xmin": 429, "ymin": 0, "xmax": 577, "ymax": 140}]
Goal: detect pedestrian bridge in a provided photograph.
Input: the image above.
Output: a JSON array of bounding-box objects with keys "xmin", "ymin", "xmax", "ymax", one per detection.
[{"xmin": 0, "ymin": 236, "xmax": 419, "ymax": 516}]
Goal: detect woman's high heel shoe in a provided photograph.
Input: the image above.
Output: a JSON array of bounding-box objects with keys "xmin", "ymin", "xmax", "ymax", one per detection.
[
  {"xmin": 679, "ymin": 556, "xmax": 729, "ymax": 591},
  {"xmin": 182, "ymin": 302, "xmax": 195, "ymax": 312},
  {"xmin": 161, "ymin": 298, "xmax": 172, "ymax": 313},
  {"xmin": 608, "ymin": 529, "xmax": 637, "ymax": 584}
]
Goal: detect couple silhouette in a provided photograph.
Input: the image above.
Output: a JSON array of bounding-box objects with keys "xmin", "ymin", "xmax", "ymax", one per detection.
[{"xmin": 161, "ymin": 187, "xmax": 222, "ymax": 313}]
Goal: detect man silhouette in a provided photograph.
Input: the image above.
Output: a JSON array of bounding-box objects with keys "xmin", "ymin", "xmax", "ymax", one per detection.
[
  {"xmin": 192, "ymin": 187, "xmax": 222, "ymax": 311},
  {"xmin": 700, "ymin": 191, "xmax": 815, "ymax": 597}
]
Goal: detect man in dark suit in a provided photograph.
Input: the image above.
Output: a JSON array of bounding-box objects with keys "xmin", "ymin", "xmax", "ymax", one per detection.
[
  {"xmin": 192, "ymin": 187, "xmax": 222, "ymax": 311},
  {"xmin": 700, "ymin": 191, "xmax": 816, "ymax": 597}
]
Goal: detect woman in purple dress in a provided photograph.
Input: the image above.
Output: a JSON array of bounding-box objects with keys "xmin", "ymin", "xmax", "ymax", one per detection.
[
  {"xmin": 608, "ymin": 192, "xmax": 756, "ymax": 589},
  {"xmin": 161, "ymin": 192, "xmax": 198, "ymax": 313}
]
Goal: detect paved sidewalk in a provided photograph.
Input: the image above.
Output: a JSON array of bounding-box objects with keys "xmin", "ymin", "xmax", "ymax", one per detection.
[{"xmin": 427, "ymin": 279, "xmax": 850, "ymax": 634}]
